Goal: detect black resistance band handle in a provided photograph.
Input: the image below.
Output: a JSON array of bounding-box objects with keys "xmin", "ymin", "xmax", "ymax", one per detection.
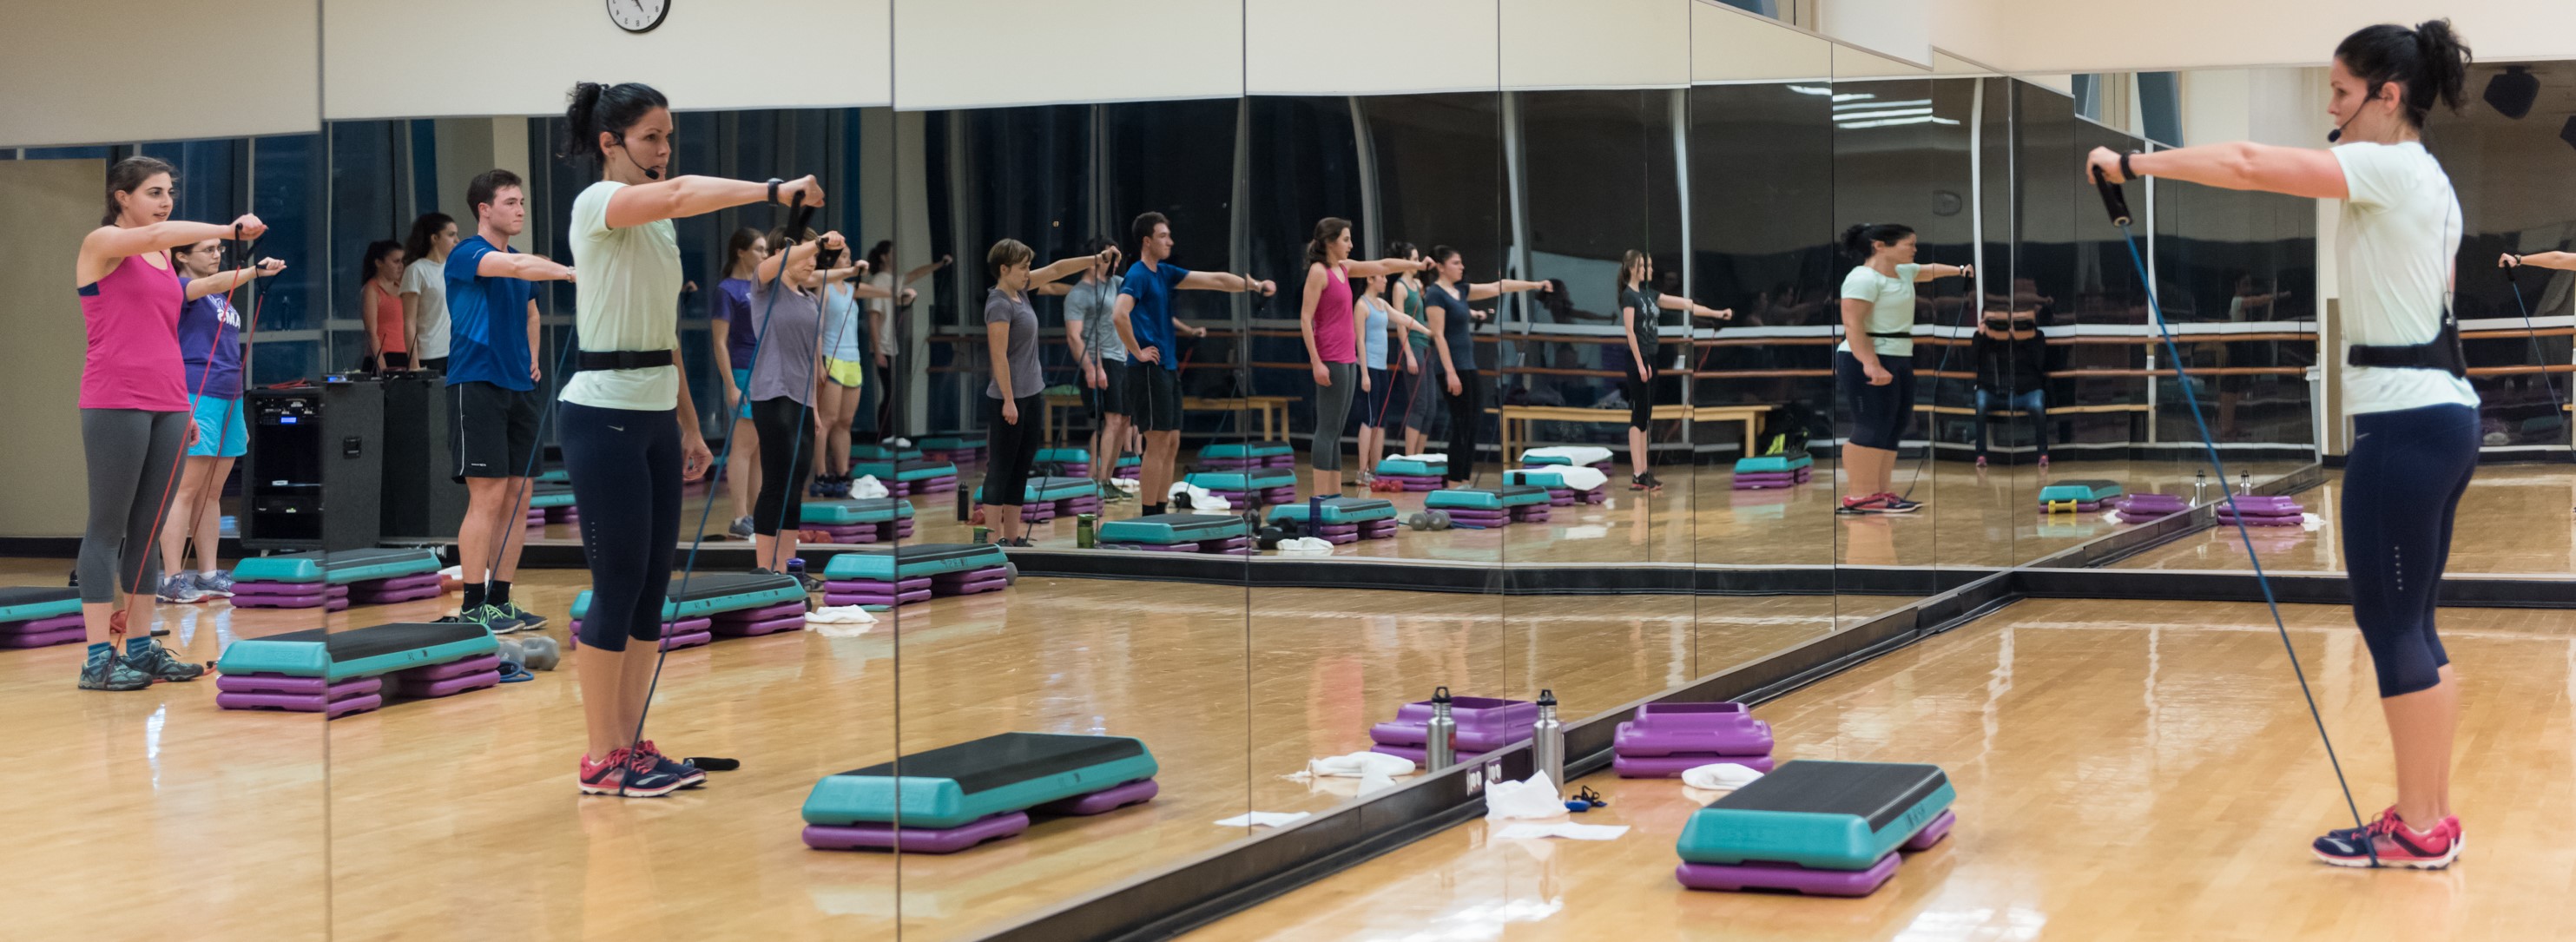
[{"xmin": 2092, "ymin": 166, "xmax": 2133, "ymax": 227}]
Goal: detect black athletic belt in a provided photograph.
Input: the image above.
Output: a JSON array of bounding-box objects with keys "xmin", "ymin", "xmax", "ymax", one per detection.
[
  {"xmin": 2346, "ymin": 312, "xmax": 2467, "ymax": 379},
  {"xmin": 576, "ymin": 349, "xmax": 675, "ymax": 372},
  {"xmin": 1865, "ymin": 330, "xmax": 1914, "ymax": 339}
]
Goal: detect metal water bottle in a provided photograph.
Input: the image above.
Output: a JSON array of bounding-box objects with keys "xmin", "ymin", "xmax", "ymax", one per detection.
[
  {"xmin": 1425, "ymin": 686, "xmax": 1458, "ymax": 771},
  {"xmin": 1532, "ymin": 689, "xmax": 1564, "ymax": 795},
  {"xmin": 2193, "ymin": 470, "xmax": 2209, "ymax": 504},
  {"xmin": 2238, "ymin": 471, "xmax": 2252, "ymax": 496},
  {"xmin": 956, "ymin": 482, "xmax": 972, "ymax": 521}
]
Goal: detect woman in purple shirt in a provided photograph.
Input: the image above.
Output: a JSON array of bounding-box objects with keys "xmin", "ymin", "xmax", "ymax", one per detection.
[
  {"xmin": 155, "ymin": 239, "xmax": 283, "ymax": 603},
  {"xmin": 709, "ymin": 227, "xmax": 764, "ymax": 537}
]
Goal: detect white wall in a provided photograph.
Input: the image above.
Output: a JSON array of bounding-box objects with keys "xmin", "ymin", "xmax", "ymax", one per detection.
[
  {"xmin": 1820, "ymin": 0, "xmax": 1931, "ymax": 69},
  {"xmin": 1247, "ymin": 0, "xmax": 1498, "ymax": 96},
  {"xmin": 1, "ymin": 0, "xmax": 318, "ymax": 147},
  {"xmin": 1934, "ymin": 0, "xmax": 2576, "ymax": 74},
  {"xmin": 323, "ymin": 0, "xmax": 893, "ymax": 119},
  {"xmin": 1499, "ymin": 0, "xmax": 1691, "ymax": 89},
  {"xmin": 893, "ymin": 0, "xmax": 1238, "ymax": 109},
  {"xmin": 1691, "ymin": 2, "xmax": 1832, "ymax": 82}
]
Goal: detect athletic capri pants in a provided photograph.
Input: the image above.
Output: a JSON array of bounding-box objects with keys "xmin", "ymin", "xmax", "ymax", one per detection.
[
  {"xmin": 981, "ymin": 392, "xmax": 1045, "ymax": 506},
  {"xmin": 749, "ymin": 396, "xmax": 815, "ymax": 537},
  {"xmin": 2341, "ymin": 403, "xmax": 2478, "ymax": 697},
  {"xmin": 77, "ymin": 409, "xmax": 187, "ymax": 603},
  {"xmin": 1835, "ymin": 351, "xmax": 1915, "ymax": 451},
  {"xmin": 1362, "ymin": 367, "xmax": 1399, "ymax": 429},
  {"xmin": 559, "ymin": 401, "xmax": 682, "ymax": 652},
  {"xmin": 1622, "ymin": 370, "xmax": 1672, "ymax": 431},
  {"xmin": 1311, "ymin": 361, "xmax": 1360, "ymax": 471},
  {"xmin": 1406, "ymin": 352, "xmax": 1446, "ymax": 437}
]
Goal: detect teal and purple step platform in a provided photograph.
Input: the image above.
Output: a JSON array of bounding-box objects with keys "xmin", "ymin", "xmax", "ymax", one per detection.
[
  {"xmin": 822, "ymin": 543, "xmax": 1011, "ymax": 608},
  {"xmin": 1097, "ymin": 513, "xmax": 1254, "ymax": 554},
  {"xmin": 801, "ymin": 497, "xmax": 918, "ymax": 543},
  {"xmin": 2115, "ymin": 491, "xmax": 2189, "ymax": 524},
  {"xmin": 526, "ymin": 481, "xmax": 578, "ymax": 525},
  {"xmin": 571, "ymin": 571, "xmax": 807, "ymax": 624},
  {"xmin": 0, "ymin": 587, "xmax": 83, "ymax": 649},
  {"xmin": 1268, "ymin": 497, "xmax": 1400, "ymax": 543},
  {"xmin": 1612, "ymin": 702, "xmax": 1776, "ymax": 777},
  {"xmin": 1034, "ymin": 447, "xmax": 1092, "ymax": 477},
  {"xmin": 231, "ymin": 549, "xmax": 445, "ymax": 610},
  {"xmin": 802, "ymin": 732, "xmax": 1159, "ymax": 853},
  {"xmin": 2217, "ymin": 493, "xmax": 2307, "ymax": 527},
  {"xmin": 1675, "ymin": 760, "xmax": 1956, "ymax": 897},
  {"xmin": 1505, "ymin": 468, "xmax": 1608, "ymax": 505},
  {"xmin": 1113, "ymin": 454, "xmax": 1142, "ymax": 479},
  {"xmin": 977, "ymin": 476, "xmax": 1104, "ymax": 524},
  {"xmin": 1732, "ymin": 452, "xmax": 1815, "ymax": 490},
  {"xmin": 214, "ymin": 621, "xmax": 503, "ymax": 718},
  {"xmin": 1373, "ymin": 456, "xmax": 1446, "ymax": 491},
  {"xmin": 853, "ymin": 458, "xmax": 959, "ymax": 496},
  {"xmin": 1423, "ymin": 485, "xmax": 1552, "ymax": 528},
  {"xmin": 1519, "ymin": 446, "xmax": 1614, "ymax": 474},
  {"xmin": 851, "ymin": 443, "xmax": 925, "ymax": 462},
  {"xmin": 1200, "ymin": 440, "xmax": 1295, "ymax": 470},
  {"xmin": 918, "ymin": 434, "xmax": 986, "ymax": 464},
  {"xmin": 2039, "ymin": 479, "xmax": 2124, "ymax": 513},
  {"xmin": 1185, "ymin": 467, "xmax": 1297, "ymax": 507}
]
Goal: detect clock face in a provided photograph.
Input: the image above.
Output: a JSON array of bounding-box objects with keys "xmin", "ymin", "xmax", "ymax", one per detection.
[{"xmin": 607, "ymin": 0, "xmax": 669, "ymax": 33}]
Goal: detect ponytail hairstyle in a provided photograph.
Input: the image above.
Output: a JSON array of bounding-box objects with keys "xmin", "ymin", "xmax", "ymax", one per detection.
[
  {"xmin": 359, "ymin": 240, "xmax": 404, "ymax": 292},
  {"xmin": 403, "ymin": 212, "xmax": 455, "ymax": 266},
  {"xmin": 1305, "ymin": 217, "xmax": 1353, "ymax": 267},
  {"xmin": 1840, "ymin": 223, "xmax": 1914, "ymax": 262},
  {"xmin": 726, "ymin": 227, "xmax": 765, "ymax": 276},
  {"xmin": 864, "ymin": 239, "xmax": 896, "ymax": 277},
  {"xmin": 557, "ymin": 81, "xmax": 671, "ymax": 168},
  {"xmin": 102, "ymin": 155, "xmax": 176, "ymax": 227},
  {"xmin": 2334, "ymin": 20, "xmax": 2472, "ymax": 131},
  {"xmin": 1616, "ymin": 248, "xmax": 1649, "ymax": 295},
  {"xmin": 1426, "ymin": 245, "xmax": 1462, "ymax": 283}
]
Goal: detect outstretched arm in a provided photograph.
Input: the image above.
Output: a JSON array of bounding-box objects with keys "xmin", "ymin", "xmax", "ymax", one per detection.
[
  {"xmin": 79, "ymin": 215, "xmax": 261, "ymax": 287},
  {"xmin": 2089, "ymin": 142, "xmax": 2347, "ymax": 201},
  {"xmin": 1464, "ymin": 279, "xmax": 1548, "ymax": 302},
  {"xmin": 476, "ymin": 251, "xmax": 576, "ymax": 281},
  {"xmin": 1177, "ymin": 270, "xmax": 1277, "ymax": 295},
  {"xmin": 1913, "ymin": 263, "xmax": 1972, "ymax": 282},
  {"xmin": 1657, "ymin": 293, "xmax": 1732, "ymax": 320},
  {"xmin": 184, "ymin": 259, "xmax": 285, "ymax": 300},
  {"xmin": 606, "ymin": 175, "xmax": 822, "ymax": 231},
  {"xmin": 2506, "ymin": 252, "xmax": 2576, "ymax": 273}
]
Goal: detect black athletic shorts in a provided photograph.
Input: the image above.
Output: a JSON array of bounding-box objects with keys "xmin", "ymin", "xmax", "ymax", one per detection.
[
  {"xmin": 1124, "ymin": 361, "xmax": 1184, "ymax": 431},
  {"xmin": 1085, "ymin": 359, "xmax": 1130, "ymax": 418},
  {"xmin": 450, "ymin": 380, "xmax": 544, "ymax": 481}
]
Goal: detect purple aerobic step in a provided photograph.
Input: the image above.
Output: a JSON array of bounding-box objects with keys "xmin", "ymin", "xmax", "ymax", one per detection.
[
  {"xmin": 712, "ymin": 615, "xmax": 805, "ymax": 636},
  {"xmin": 661, "ymin": 630, "xmax": 715, "ymax": 650},
  {"xmin": 351, "ymin": 583, "xmax": 444, "ymax": 605},
  {"xmin": 2114, "ymin": 511, "xmax": 2175, "ymax": 524},
  {"xmin": 1378, "ymin": 474, "xmax": 1443, "ymax": 489},
  {"xmin": 7, "ymin": 613, "xmax": 84, "ymax": 634},
  {"xmin": 218, "ymin": 690, "xmax": 385, "ymax": 719},
  {"xmin": 1614, "ymin": 702, "xmax": 1773, "ymax": 756},
  {"xmin": 1509, "ymin": 506, "xmax": 1551, "ymax": 522},
  {"xmin": 234, "ymin": 594, "xmax": 351, "ymax": 611},
  {"xmin": 1676, "ymin": 851, "xmax": 1900, "ymax": 897},
  {"xmin": 1197, "ymin": 537, "xmax": 1254, "ymax": 553},
  {"xmin": 1256, "ymin": 488, "xmax": 1297, "ymax": 505},
  {"xmin": 568, "ymin": 621, "xmax": 715, "ymax": 651},
  {"xmin": 1029, "ymin": 778, "xmax": 1159, "ymax": 816},
  {"xmin": 826, "ymin": 589, "xmax": 932, "ymax": 608},
  {"xmin": 1200, "ymin": 458, "xmax": 1258, "ymax": 471},
  {"xmin": 1372, "ymin": 695, "xmax": 1536, "ymax": 752},
  {"xmin": 1612, "ymin": 753, "xmax": 1776, "ymax": 777},
  {"xmin": 1904, "ymin": 810, "xmax": 1956, "ymax": 851},
  {"xmin": 1100, "ymin": 542, "xmax": 1194, "ymax": 552},
  {"xmin": 362, "ymin": 572, "xmax": 445, "ymax": 592},
  {"xmin": 1057, "ymin": 463, "xmax": 1092, "ymax": 476},
  {"xmin": 931, "ymin": 564, "xmax": 1007, "ymax": 583},
  {"xmin": 1307, "ymin": 531, "xmax": 1360, "ymax": 545},
  {"xmin": 1357, "ymin": 522, "xmax": 1400, "ymax": 539},
  {"xmin": 2121, "ymin": 493, "xmax": 2187, "ymax": 511},
  {"xmin": 1367, "ymin": 742, "xmax": 1491, "ymax": 766},
  {"xmin": 2219, "ymin": 494, "xmax": 2302, "ymax": 512},
  {"xmin": 1115, "ymin": 467, "xmax": 1140, "ymax": 479},
  {"xmin": 803, "ymin": 812, "xmax": 1032, "ymax": 853},
  {"xmin": 714, "ymin": 602, "xmax": 809, "ymax": 623},
  {"xmin": 1312, "ymin": 523, "xmax": 1360, "ymax": 537},
  {"xmin": 217, "ymin": 673, "xmax": 383, "ymax": 698},
  {"xmin": 2218, "ymin": 512, "xmax": 2303, "ymax": 527},
  {"xmin": 827, "ymin": 576, "xmax": 934, "ymax": 595},
  {"xmin": 389, "ymin": 669, "xmax": 500, "ymax": 700},
  {"xmin": 932, "ymin": 576, "xmax": 1009, "ymax": 597},
  {"xmin": 1545, "ymin": 490, "xmax": 1577, "ymax": 506},
  {"xmin": 230, "ymin": 581, "xmax": 347, "ymax": 599},
  {"xmin": 1732, "ymin": 478, "xmax": 1798, "ymax": 491},
  {"xmin": 1264, "ymin": 455, "xmax": 1295, "ymax": 468},
  {"xmin": 398, "ymin": 653, "xmax": 504, "ymax": 682},
  {"xmin": 0, "ymin": 627, "xmax": 85, "ymax": 649}
]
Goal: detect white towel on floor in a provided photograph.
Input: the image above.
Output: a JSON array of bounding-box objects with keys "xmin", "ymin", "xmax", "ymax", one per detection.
[
  {"xmin": 1215, "ymin": 811, "xmax": 1312, "ymax": 828},
  {"xmin": 1276, "ymin": 537, "xmax": 1333, "ymax": 556},
  {"xmin": 1679, "ymin": 761, "xmax": 1765, "ymax": 791},
  {"xmin": 1494, "ymin": 822, "xmax": 1630, "ymax": 841},
  {"xmin": 1169, "ymin": 482, "xmax": 1231, "ymax": 511},
  {"xmin": 1485, "ymin": 773, "xmax": 1566, "ymax": 820},
  {"xmin": 803, "ymin": 605, "xmax": 875, "ymax": 637},
  {"xmin": 849, "ymin": 476, "xmax": 889, "ymax": 499},
  {"xmin": 1535, "ymin": 466, "xmax": 1610, "ymax": 491},
  {"xmin": 1523, "ymin": 445, "xmax": 1611, "ymax": 465},
  {"xmin": 438, "ymin": 565, "xmax": 464, "ymax": 580},
  {"xmin": 1110, "ymin": 477, "xmax": 1140, "ymax": 495},
  {"xmin": 1309, "ymin": 751, "xmax": 1416, "ymax": 778},
  {"xmin": 1396, "ymin": 452, "xmax": 1448, "ymax": 463}
]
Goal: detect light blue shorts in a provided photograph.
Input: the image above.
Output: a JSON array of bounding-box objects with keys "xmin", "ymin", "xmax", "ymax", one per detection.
[
  {"xmin": 732, "ymin": 367, "xmax": 755, "ymax": 420},
  {"xmin": 188, "ymin": 396, "xmax": 248, "ymax": 458}
]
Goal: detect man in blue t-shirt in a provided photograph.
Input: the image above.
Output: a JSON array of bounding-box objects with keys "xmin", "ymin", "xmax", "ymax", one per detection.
[
  {"xmin": 1110, "ymin": 211, "xmax": 1275, "ymax": 517},
  {"xmin": 442, "ymin": 168, "xmax": 575, "ymax": 633}
]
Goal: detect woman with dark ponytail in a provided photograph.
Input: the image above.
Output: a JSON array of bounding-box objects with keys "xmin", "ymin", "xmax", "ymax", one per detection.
[
  {"xmin": 552, "ymin": 80, "xmax": 824, "ymax": 798},
  {"xmin": 1614, "ymin": 250, "xmax": 1733, "ymax": 491},
  {"xmin": 1297, "ymin": 217, "xmax": 1428, "ymax": 497},
  {"xmin": 2090, "ymin": 20, "xmax": 2475, "ymax": 868},
  {"xmin": 1834, "ymin": 223, "xmax": 1970, "ymax": 516}
]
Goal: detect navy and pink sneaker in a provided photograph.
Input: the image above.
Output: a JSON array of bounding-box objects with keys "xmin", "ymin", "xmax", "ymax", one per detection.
[
  {"xmin": 2312, "ymin": 807, "xmax": 2462, "ymax": 868},
  {"xmin": 578, "ymin": 748, "xmax": 690, "ymax": 798},
  {"xmin": 633, "ymin": 740, "xmax": 707, "ymax": 789}
]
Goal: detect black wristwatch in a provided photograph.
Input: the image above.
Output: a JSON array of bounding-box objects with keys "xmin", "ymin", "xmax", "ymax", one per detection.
[
  {"xmin": 767, "ymin": 178, "xmax": 783, "ymax": 205},
  {"xmin": 2120, "ymin": 151, "xmax": 2137, "ymax": 181}
]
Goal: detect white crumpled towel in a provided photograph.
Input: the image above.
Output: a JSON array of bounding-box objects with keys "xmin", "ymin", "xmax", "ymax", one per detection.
[
  {"xmin": 1523, "ymin": 445, "xmax": 1611, "ymax": 465},
  {"xmin": 803, "ymin": 605, "xmax": 876, "ymax": 637},
  {"xmin": 1484, "ymin": 772, "xmax": 1566, "ymax": 821},
  {"xmin": 1535, "ymin": 465, "xmax": 1610, "ymax": 492},
  {"xmin": 1275, "ymin": 537, "xmax": 1333, "ymax": 556},
  {"xmin": 1395, "ymin": 452, "xmax": 1448, "ymax": 463},
  {"xmin": 1307, "ymin": 751, "xmax": 1416, "ymax": 778},
  {"xmin": 1169, "ymin": 482, "xmax": 1231, "ymax": 511},
  {"xmin": 1494, "ymin": 822, "xmax": 1629, "ymax": 841},
  {"xmin": 1679, "ymin": 761, "xmax": 1765, "ymax": 791},
  {"xmin": 1110, "ymin": 476, "xmax": 1141, "ymax": 495},
  {"xmin": 848, "ymin": 475, "xmax": 889, "ymax": 499}
]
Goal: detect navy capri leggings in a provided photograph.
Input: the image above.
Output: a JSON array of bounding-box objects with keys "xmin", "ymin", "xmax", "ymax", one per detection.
[
  {"xmin": 2340, "ymin": 403, "xmax": 2478, "ymax": 697},
  {"xmin": 560, "ymin": 401, "xmax": 683, "ymax": 652},
  {"xmin": 1835, "ymin": 351, "xmax": 1914, "ymax": 451}
]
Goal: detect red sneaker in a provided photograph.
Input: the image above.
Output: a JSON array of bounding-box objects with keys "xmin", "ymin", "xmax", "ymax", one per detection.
[{"xmin": 2312, "ymin": 807, "xmax": 2461, "ymax": 868}]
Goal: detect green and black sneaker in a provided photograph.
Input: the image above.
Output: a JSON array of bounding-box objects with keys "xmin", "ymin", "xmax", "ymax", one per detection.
[
  {"xmin": 121, "ymin": 638, "xmax": 205, "ymax": 682},
  {"xmin": 78, "ymin": 643, "xmax": 152, "ymax": 691}
]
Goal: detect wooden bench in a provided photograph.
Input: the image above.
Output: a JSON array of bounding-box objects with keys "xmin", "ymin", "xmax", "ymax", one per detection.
[
  {"xmin": 1914, "ymin": 403, "xmax": 2151, "ymax": 417},
  {"xmin": 1496, "ymin": 404, "xmax": 1769, "ymax": 464},
  {"xmin": 1183, "ymin": 395, "xmax": 1301, "ymax": 441}
]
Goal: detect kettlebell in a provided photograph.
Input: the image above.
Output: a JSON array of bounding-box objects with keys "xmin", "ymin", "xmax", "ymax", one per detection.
[
  {"xmin": 495, "ymin": 637, "xmax": 526, "ymax": 666},
  {"xmin": 1005, "ymin": 562, "xmax": 1020, "ymax": 586}
]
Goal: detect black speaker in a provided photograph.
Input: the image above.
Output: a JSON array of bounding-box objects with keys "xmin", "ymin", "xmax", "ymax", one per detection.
[
  {"xmin": 379, "ymin": 373, "xmax": 469, "ymax": 540},
  {"xmin": 2486, "ymin": 65, "xmax": 2540, "ymax": 121},
  {"xmin": 242, "ymin": 379, "xmax": 383, "ymax": 552}
]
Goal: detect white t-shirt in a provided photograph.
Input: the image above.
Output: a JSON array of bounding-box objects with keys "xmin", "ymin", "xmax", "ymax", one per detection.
[
  {"xmin": 2333, "ymin": 142, "xmax": 2478, "ymax": 415},
  {"xmin": 869, "ymin": 272, "xmax": 899, "ymax": 357},
  {"xmin": 1837, "ymin": 263, "xmax": 1919, "ymax": 358},
  {"xmin": 560, "ymin": 181, "xmax": 683, "ymax": 412},
  {"xmin": 398, "ymin": 256, "xmax": 452, "ymax": 360}
]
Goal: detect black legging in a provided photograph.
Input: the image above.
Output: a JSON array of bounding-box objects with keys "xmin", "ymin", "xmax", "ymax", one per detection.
[
  {"xmin": 750, "ymin": 396, "xmax": 814, "ymax": 536},
  {"xmin": 2342, "ymin": 404, "xmax": 2478, "ymax": 698},
  {"xmin": 1444, "ymin": 369, "xmax": 1483, "ymax": 484},
  {"xmin": 982, "ymin": 392, "xmax": 1044, "ymax": 505},
  {"xmin": 559, "ymin": 402, "xmax": 682, "ymax": 652}
]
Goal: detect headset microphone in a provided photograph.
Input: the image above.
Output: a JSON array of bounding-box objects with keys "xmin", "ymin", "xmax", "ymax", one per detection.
[{"xmin": 2327, "ymin": 114, "xmax": 2355, "ymax": 143}]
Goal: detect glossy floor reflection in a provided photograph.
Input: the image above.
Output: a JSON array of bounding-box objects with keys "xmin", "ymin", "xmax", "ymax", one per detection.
[
  {"xmin": 1187, "ymin": 597, "xmax": 2576, "ymax": 942},
  {"xmin": 2114, "ymin": 465, "xmax": 2576, "ymax": 576}
]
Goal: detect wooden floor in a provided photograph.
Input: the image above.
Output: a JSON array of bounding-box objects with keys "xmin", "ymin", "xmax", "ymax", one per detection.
[
  {"xmin": 1186, "ymin": 597, "xmax": 2576, "ymax": 942},
  {"xmin": 0, "ymin": 557, "xmax": 1914, "ymax": 941},
  {"xmin": 527, "ymin": 456, "xmax": 2309, "ymax": 571},
  {"xmin": 2116, "ymin": 464, "xmax": 2576, "ymax": 576}
]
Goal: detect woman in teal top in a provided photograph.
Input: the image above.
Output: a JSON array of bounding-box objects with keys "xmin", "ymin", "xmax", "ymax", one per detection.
[{"xmin": 1834, "ymin": 223, "xmax": 1969, "ymax": 516}]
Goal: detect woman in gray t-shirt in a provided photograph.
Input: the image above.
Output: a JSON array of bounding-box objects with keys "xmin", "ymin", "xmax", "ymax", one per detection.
[
  {"xmin": 981, "ymin": 237, "xmax": 1121, "ymax": 545},
  {"xmin": 743, "ymin": 227, "xmax": 842, "ymax": 570}
]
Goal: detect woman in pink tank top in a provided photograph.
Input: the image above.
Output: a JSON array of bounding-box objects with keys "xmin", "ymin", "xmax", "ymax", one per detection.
[
  {"xmin": 69, "ymin": 155, "xmax": 263, "ymax": 692},
  {"xmin": 1298, "ymin": 217, "xmax": 1431, "ymax": 498},
  {"xmin": 359, "ymin": 239, "xmax": 409, "ymax": 372}
]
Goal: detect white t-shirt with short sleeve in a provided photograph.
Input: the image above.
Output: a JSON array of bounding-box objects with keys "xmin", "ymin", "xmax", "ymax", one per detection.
[
  {"xmin": 2332, "ymin": 141, "xmax": 2478, "ymax": 415},
  {"xmin": 560, "ymin": 180, "xmax": 684, "ymax": 412},
  {"xmin": 1836, "ymin": 262, "xmax": 1919, "ymax": 358},
  {"xmin": 398, "ymin": 256, "xmax": 451, "ymax": 360}
]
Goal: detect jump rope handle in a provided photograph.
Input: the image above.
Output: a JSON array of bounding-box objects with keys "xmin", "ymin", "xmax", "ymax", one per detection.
[{"xmin": 2092, "ymin": 166, "xmax": 2133, "ymax": 227}]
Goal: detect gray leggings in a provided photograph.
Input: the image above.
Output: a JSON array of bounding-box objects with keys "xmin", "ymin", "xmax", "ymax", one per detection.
[
  {"xmin": 79, "ymin": 409, "xmax": 186, "ymax": 603},
  {"xmin": 1312, "ymin": 361, "xmax": 1360, "ymax": 471}
]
